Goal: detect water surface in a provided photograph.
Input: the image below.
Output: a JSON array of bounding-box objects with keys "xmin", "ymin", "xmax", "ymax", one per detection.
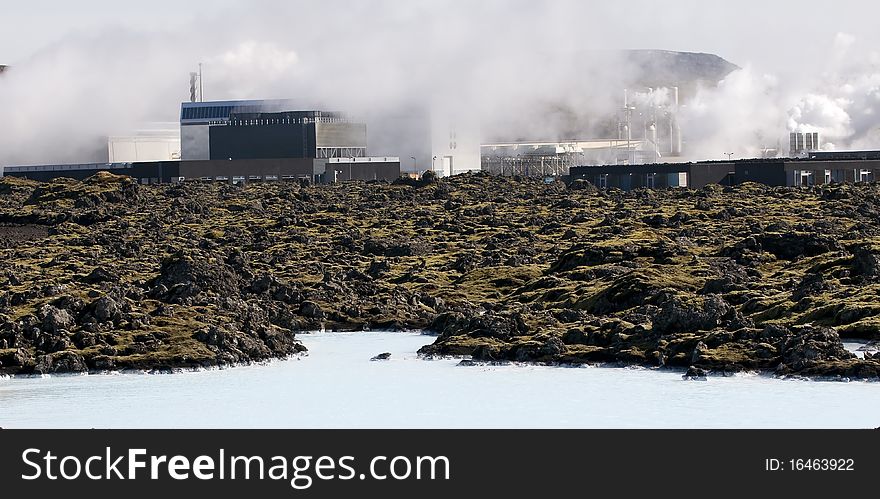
[{"xmin": 1, "ymin": 332, "xmax": 878, "ymax": 429}]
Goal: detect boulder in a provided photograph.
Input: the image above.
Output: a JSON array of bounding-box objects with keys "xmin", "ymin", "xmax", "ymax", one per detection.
[
  {"xmin": 34, "ymin": 351, "xmax": 88, "ymax": 374},
  {"xmin": 81, "ymin": 267, "xmax": 118, "ymax": 284},
  {"xmin": 299, "ymin": 301, "xmax": 324, "ymax": 319},
  {"xmin": 683, "ymin": 366, "xmax": 708, "ymax": 380},
  {"xmin": 850, "ymin": 247, "xmax": 880, "ymax": 281},
  {"xmin": 93, "ymin": 296, "xmax": 121, "ymax": 322},
  {"xmin": 40, "ymin": 305, "xmax": 74, "ymax": 334}
]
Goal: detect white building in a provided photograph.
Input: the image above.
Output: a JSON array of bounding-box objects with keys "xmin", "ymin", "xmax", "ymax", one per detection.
[{"xmin": 108, "ymin": 123, "xmax": 181, "ymax": 163}]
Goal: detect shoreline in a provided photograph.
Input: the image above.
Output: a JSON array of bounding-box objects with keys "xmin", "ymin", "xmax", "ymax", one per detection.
[
  {"xmin": 2, "ymin": 330, "xmax": 877, "ymax": 383},
  {"xmin": 3, "ymin": 356, "xmax": 878, "ymax": 385}
]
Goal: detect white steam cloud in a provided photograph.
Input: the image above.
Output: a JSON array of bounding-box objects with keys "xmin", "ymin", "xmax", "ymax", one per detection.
[
  {"xmin": 1, "ymin": 2, "xmax": 880, "ymax": 166},
  {"xmin": 680, "ymin": 31, "xmax": 880, "ymax": 159}
]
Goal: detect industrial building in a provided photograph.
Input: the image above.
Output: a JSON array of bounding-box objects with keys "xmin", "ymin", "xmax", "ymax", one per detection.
[
  {"xmin": 570, "ymin": 161, "xmax": 732, "ymax": 190},
  {"xmin": 107, "ymin": 123, "xmax": 181, "ymax": 163},
  {"xmin": 3, "ymin": 157, "xmax": 401, "ymax": 185},
  {"xmin": 483, "ymin": 88, "xmax": 684, "ymax": 178},
  {"xmin": 570, "ymin": 151, "xmax": 880, "ymax": 190},
  {"xmin": 736, "ymin": 154, "xmax": 879, "ymax": 186},
  {"xmin": 180, "ymin": 101, "xmax": 367, "ymax": 161},
  {"xmin": 482, "ymin": 139, "xmax": 650, "ymax": 177},
  {"xmin": 2, "ymin": 99, "xmax": 404, "ymax": 184}
]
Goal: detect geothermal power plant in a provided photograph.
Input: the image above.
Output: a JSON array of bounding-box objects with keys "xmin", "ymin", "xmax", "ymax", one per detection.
[{"xmin": 1, "ymin": 51, "xmax": 879, "ymax": 189}]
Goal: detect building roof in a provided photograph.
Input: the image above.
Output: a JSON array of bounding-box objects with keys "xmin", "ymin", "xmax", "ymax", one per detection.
[
  {"xmin": 808, "ymin": 150, "xmax": 880, "ymax": 161},
  {"xmin": 4, "ymin": 162, "xmax": 132, "ymax": 173},
  {"xmin": 482, "ymin": 139, "xmax": 648, "ymax": 156},
  {"xmin": 180, "ymin": 99, "xmax": 305, "ymax": 125}
]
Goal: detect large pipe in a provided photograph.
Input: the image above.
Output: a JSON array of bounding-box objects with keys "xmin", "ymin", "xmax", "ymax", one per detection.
[{"xmin": 670, "ymin": 86, "xmax": 682, "ymax": 156}]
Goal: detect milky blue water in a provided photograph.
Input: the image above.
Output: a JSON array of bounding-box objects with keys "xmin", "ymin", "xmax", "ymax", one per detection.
[{"xmin": 0, "ymin": 332, "xmax": 877, "ymax": 429}]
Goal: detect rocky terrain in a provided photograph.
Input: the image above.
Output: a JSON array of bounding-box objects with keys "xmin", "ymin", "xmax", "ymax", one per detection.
[{"xmin": 1, "ymin": 171, "xmax": 879, "ymax": 379}]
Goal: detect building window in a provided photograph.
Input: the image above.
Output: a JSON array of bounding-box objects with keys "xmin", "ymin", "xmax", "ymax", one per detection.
[
  {"xmin": 597, "ymin": 174, "xmax": 608, "ymax": 189},
  {"xmin": 645, "ymin": 173, "xmax": 656, "ymax": 189},
  {"xmin": 793, "ymin": 170, "xmax": 814, "ymax": 187}
]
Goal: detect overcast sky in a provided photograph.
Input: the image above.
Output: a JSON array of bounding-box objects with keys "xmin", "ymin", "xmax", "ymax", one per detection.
[{"xmin": 2, "ymin": 0, "xmax": 879, "ymax": 75}]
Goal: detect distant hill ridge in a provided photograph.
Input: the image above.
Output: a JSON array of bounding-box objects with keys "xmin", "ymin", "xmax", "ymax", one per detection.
[{"xmin": 623, "ymin": 49, "xmax": 740, "ymax": 99}]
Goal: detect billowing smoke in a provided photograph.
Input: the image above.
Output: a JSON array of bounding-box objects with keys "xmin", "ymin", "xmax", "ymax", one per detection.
[
  {"xmin": 677, "ymin": 68, "xmax": 787, "ymax": 159},
  {"xmin": 679, "ymin": 32, "xmax": 880, "ymax": 159},
  {"xmin": 0, "ymin": 0, "xmax": 648, "ymax": 166},
  {"xmin": 1, "ymin": 1, "xmax": 879, "ymax": 167}
]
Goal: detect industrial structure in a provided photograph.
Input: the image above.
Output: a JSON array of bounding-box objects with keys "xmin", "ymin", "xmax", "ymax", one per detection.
[
  {"xmin": 790, "ymin": 132, "xmax": 821, "ymax": 157},
  {"xmin": 570, "ymin": 161, "xmax": 730, "ymax": 190},
  {"xmin": 3, "ymin": 157, "xmax": 401, "ymax": 185},
  {"xmin": 482, "ymin": 87, "xmax": 684, "ymax": 177},
  {"xmin": 107, "ymin": 123, "xmax": 181, "ymax": 163},
  {"xmin": 180, "ymin": 101, "xmax": 367, "ymax": 161},
  {"xmin": 482, "ymin": 139, "xmax": 648, "ymax": 177},
  {"xmin": 570, "ymin": 150, "xmax": 880, "ymax": 190},
  {"xmin": 2, "ymin": 99, "xmax": 408, "ymax": 184}
]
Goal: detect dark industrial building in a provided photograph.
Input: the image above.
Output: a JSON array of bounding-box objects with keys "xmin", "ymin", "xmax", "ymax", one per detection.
[
  {"xmin": 3, "ymin": 100, "xmax": 400, "ymax": 184},
  {"xmin": 180, "ymin": 101, "xmax": 367, "ymax": 161},
  {"xmin": 2, "ymin": 157, "xmax": 401, "ymax": 185},
  {"xmin": 808, "ymin": 150, "xmax": 880, "ymax": 161},
  {"xmin": 208, "ymin": 111, "xmax": 367, "ymax": 161},
  {"xmin": 569, "ymin": 162, "xmax": 734, "ymax": 190},
  {"xmin": 325, "ymin": 157, "xmax": 402, "ymax": 182},
  {"xmin": 735, "ymin": 155, "xmax": 879, "ymax": 187},
  {"xmin": 570, "ymin": 152, "xmax": 880, "ymax": 190}
]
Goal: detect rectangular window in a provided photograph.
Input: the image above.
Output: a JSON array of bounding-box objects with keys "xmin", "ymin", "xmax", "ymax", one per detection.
[{"xmin": 794, "ymin": 170, "xmax": 814, "ymax": 187}]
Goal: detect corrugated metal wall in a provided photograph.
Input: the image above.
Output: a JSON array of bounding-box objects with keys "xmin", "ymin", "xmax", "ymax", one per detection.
[{"xmin": 315, "ymin": 123, "xmax": 367, "ymax": 148}]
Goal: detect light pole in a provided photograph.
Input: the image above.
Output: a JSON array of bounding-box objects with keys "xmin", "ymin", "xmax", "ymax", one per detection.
[
  {"xmin": 432, "ymin": 155, "xmax": 437, "ymax": 174},
  {"xmin": 724, "ymin": 152, "xmax": 734, "ymax": 161},
  {"xmin": 411, "ymin": 156, "xmax": 417, "ymax": 173}
]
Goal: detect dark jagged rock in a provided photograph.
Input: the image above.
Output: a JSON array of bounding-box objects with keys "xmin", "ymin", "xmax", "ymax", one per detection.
[
  {"xmin": 371, "ymin": 352, "xmax": 392, "ymax": 361},
  {"xmin": 40, "ymin": 304, "xmax": 74, "ymax": 334},
  {"xmin": 850, "ymin": 246, "xmax": 880, "ymax": 282},
  {"xmin": 683, "ymin": 366, "xmax": 708, "ymax": 381},
  {"xmin": 81, "ymin": 267, "xmax": 119, "ymax": 284},
  {"xmin": 34, "ymin": 351, "xmax": 88, "ymax": 374}
]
